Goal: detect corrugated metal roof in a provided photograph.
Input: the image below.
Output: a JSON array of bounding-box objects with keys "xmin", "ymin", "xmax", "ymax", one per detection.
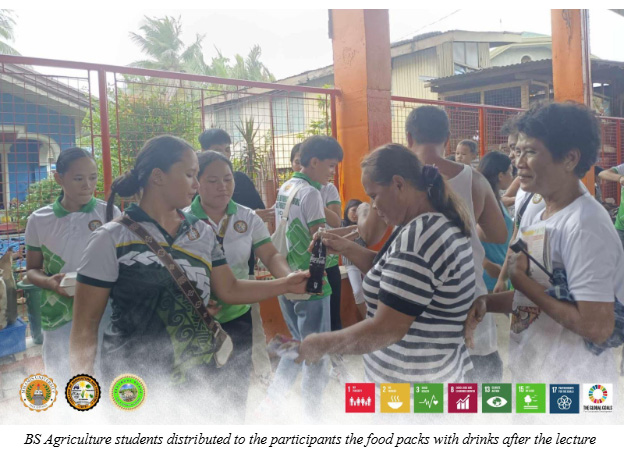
[{"xmin": 429, "ymin": 58, "xmax": 624, "ymax": 87}]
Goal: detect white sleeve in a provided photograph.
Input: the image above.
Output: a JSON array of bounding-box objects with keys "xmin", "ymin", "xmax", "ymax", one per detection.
[
  {"xmin": 76, "ymin": 227, "xmax": 119, "ymax": 287},
  {"xmin": 301, "ymin": 189, "xmax": 326, "ymax": 228},
  {"xmin": 250, "ymin": 212, "xmax": 271, "ymax": 249},
  {"xmin": 24, "ymin": 215, "xmax": 41, "ymax": 251},
  {"xmin": 560, "ymin": 225, "xmax": 617, "ymax": 302},
  {"xmin": 324, "ymin": 183, "xmax": 341, "ymax": 207},
  {"xmin": 613, "ymin": 164, "xmax": 624, "ymax": 176}
]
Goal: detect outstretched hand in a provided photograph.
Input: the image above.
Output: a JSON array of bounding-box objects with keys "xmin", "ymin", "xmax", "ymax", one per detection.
[
  {"xmin": 464, "ymin": 296, "xmax": 486, "ymax": 349},
  {"xmin": 308, "ymin": 231, "xmax": 351, "ymax": 256},
  {"xmin": 295, "ymin": 333, "xmax": 326, "ymax": 364},
  {"xmin": 285, "ymin": 270, "xmax": 311, "ymax": 295}
]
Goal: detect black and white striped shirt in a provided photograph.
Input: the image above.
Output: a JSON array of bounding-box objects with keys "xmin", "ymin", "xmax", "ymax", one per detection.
[{"xmin": 362, "ymin": 213, "xmax": 476, "ymax": 384}]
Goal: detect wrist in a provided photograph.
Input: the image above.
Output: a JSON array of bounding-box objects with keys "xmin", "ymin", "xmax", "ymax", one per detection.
[{"xmin": 509, "ymin": 268, "xmax": 528, "ymax": 290}]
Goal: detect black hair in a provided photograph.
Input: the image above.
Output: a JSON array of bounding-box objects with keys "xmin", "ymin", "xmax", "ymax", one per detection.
[
  {"xmin": 197, "ymin": 150, "xmax": 233, "ymax": 179},
  {"xmin": 457, "ymin": 139, "xmax": 478, "ymax": 156},
  {"xmin": 477, "ymin": 151, "xmax": 512, "ymax": 204},
  {"xmin": 299, "ymin": 136, "xmax": 344, "ymax": 167},
  {"xmin": 405, "ymin": 106, "xmax": 450, "ymax": 145},
  {"xmin": 343, "ymin": 199, "xmax": 363, "ymax": 226},
  {"xmin": 55, "ymin": 147, "xmax": 96, "ymax": 198},
  {"xmin": 500, "ymin": 115, "xmax": 520, "ymax": 136},
  {"xmin": 290, "ymin": 143, "xmax": 302, "ymax": 163},
  {"xmin": 198, "ymin": 128, "xmax": 231, "ymax": 151},
  {"xmin": 106, "ymin": 135, "xmax": 194, "ymax": 221},
  {"xmin": 515, "ymin": 102, "xmax": 600, "ymax": 178},
  {"xmin": 361, "ymin": 143, "xmax": 471, "ymax": 237}
]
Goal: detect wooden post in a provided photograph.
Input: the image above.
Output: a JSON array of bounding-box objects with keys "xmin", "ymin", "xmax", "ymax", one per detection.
[
  {"xmin": 551, "ymin": 9, "xmax": 595, "ymax": 194},
  {"xmin": 330, "ymin": 9, "xmax": 392, "ymax": 204}
]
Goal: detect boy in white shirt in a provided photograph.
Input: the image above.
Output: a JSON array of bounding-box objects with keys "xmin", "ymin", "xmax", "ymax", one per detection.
[{"xmin": 265, "ymin": 136, "xmax": 343, "ymax": 418}]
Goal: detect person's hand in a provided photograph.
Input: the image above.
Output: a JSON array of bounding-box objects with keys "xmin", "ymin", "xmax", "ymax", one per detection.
[
  {"xmin": 47, "ymin": 273, "xmax": 70, "ymax": 297},
  {"xmin": 464, "ymin": 296, "xmax": 486, "ymax": 349},
  {"xmin": 493, "ymin": 279, "xmax": 508, "ymax": 294},
  {"xmin": 620, "ymin": 175, "xmax": 624, "ymax": 186},
  {"xmin": 207, "ymin": 299, "xmax": 221, "ymax": 317},
  {"xmin": 308, "ymin": 231, "xmax": 351, "ymax": 255},
  {"xmin": 508, "ymin": 250, "xmax": 529, "ymax": 286},
  {"xmin": 295, "ymin": 333, "xmax": 327, "ymax": 364},
  {"xmin": 285, "ymin": 270, "xmax": 310, "ymax": 294},
  {"xmin": 255, "ymin": 207, "xmax": 275, "ymax": 223}
]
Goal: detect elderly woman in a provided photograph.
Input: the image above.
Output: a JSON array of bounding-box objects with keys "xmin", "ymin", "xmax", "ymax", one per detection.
[
  {"xmin": 470, "ymin": 102, "xmax": 622, "ymax": 385},
  {"xmin": 297, "ymin": 144, "xmax": 476, "ymax": 383}
]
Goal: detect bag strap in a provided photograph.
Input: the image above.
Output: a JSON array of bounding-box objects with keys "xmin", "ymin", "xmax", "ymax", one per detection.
[
  {"xmin": 280, "ymin": 182, "xmax": 304, "ymax": 222},
  {"xmin": 515, "ymin": 192, "xmax": 534, "ymax": 228},
  {"xmin": 115, "ymin": 216, "xmax": 224, "ymax": 339}
]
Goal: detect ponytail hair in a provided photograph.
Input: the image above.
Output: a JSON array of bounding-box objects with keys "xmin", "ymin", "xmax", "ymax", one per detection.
[
  {"xmin": 361, "ymin": 143, "xmax": 472, "ymax": 237},
  {"xmin": 106, "ymin": 135, "xmax": 194, "ymax": 221},
  {"xmin": 55, "ymin": 147, "xmax": 95, "ymax": 198}
]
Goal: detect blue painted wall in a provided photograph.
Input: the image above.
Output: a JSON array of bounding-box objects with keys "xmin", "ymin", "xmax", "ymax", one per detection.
[{"xmin": 1, "ymin": 92, "xmax": 77, "ymax": 201}]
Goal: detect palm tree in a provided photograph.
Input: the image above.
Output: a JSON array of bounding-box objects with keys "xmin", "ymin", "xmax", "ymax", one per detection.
[
  {"xmin": 0, "ymin": 10, "xmax": 19, "ymax": 55},
  {"xmin": 129, "ymin": 15, "xmax": 204, "ymax": 72},
  {"xmin": 244, "ymin": 45, "xmax": 275, "ymax": 82}
]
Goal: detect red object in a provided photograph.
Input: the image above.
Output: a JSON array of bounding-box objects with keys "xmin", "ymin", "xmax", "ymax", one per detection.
[
  {"xmin": 448, "ymin": 383, "xmax": 478, "ymax": 413},
  {"xmin": 345, "ymin": 383, "xmax": 375, "ymax": 413}
]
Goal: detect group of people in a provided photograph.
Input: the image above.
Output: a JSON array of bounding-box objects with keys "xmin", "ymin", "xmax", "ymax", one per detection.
[{"xmin": 23, "ymin": 100, "xmax": 622, "ymax": 422}]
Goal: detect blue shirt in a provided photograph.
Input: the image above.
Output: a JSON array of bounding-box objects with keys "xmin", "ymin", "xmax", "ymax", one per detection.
[{"xmin": 481, "ymin": 201, "xmax": 514, "ymax": 291}]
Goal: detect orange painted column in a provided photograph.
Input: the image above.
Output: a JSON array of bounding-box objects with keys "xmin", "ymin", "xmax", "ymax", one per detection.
[
  {"xmin": 551, "ymin": 9, "xmax": 595, "ymax": 194},
  {"xmin": 331, "ymin": 9, "xmax": 392, "ymax": 205}
]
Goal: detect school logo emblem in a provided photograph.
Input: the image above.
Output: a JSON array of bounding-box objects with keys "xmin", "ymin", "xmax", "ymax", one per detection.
[
  {"xmin": 532, "ymin": 194, "xmax": 543, "ymax": 204},
  {"xmin": 187, "ymin": 227, "xmax": 201, "ymax": 241},
  {"xmin": 65, "ymin": 374, "xmax": 100, "ymax": 411},
  {"xmin": 110, "ymin": 374, "xmax": 147, "ymax": 411},
  {"xmin": 19, "ymin": 374, "xmax": 58, "ymax": 412},
  {"xmin": 233, "ymin": 221, "xmax": 248, "ymax": 233},
  {"xmin": 88, "ymin": 220, "xmax": 103, "ymax": 231}
]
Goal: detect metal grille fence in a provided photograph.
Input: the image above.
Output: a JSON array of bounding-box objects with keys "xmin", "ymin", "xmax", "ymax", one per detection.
[
  {"xmin": 391, "ymin": 95, "xmax": 624, "ymax": 206},
  {"xmin": 1, "ymin": 55, "xmax": 623, "ymax": 241},
  {"xmin": 0, "ymin": 55, "xmax": 337, "ymax": 241}
]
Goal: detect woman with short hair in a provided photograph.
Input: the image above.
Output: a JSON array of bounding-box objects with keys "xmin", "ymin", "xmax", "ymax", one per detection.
[{"xmin": 470, "ymin": 102, "xmax": 623, "ymax": 385}]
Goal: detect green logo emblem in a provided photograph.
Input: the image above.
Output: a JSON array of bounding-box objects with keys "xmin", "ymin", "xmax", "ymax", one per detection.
[
  {"xmin": 516, "ymin": 383, "xmax": 546, "ymax": 413},
  {"xmin": 110, "ymin": 374, "xmax": 147, "ymax": 411},
  {"xmin": 482, "ymin": 383, "xmax": 512, "ymax": 413},
  {"xmin": 413, "ymin": 383, "xmax": 444, "ymax": 413}
]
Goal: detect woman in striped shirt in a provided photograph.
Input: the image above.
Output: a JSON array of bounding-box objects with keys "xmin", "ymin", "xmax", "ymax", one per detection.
[{"xmin": 297, "ymin": 144, "xmax": 476, "ymax": 383}]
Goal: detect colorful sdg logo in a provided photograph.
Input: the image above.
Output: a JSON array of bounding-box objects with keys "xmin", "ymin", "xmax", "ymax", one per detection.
[
  {"xmin": 19, "ymin": 374, "xmax": 58, "ymax": 412},
  {"xmin": 588, "ymin": 385, "xmax": 608, "ymax": 404}
]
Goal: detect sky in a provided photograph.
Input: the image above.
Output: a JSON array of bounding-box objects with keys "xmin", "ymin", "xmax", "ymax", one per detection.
[{"xmin": 4, "ymin": 5, "xmax": 624, "ymax": 81}]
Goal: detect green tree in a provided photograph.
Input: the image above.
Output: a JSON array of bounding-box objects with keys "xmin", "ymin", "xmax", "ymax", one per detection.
[
  {"xmin": 8, "ymin": 89, "xmax": 201, "ymax": 228},
  {"xmin": 129, "ymin": 15, "xmax": 204, "ymax": 72},
  {"xmin": 128, "ymin": 15, "xmax": 275, "ymax": 83},
  {"xmin": 0, "ymin": 9, "xmax": 19, "ymax": 55}
]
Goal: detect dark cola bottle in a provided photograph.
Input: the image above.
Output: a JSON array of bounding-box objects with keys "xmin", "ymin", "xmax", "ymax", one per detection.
[{"xmin": 306, "ymin": 228, "xmax": 327, "ymax": 295}]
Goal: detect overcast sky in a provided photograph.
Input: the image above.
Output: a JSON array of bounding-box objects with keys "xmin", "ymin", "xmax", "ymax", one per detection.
[{"xmin": 5, "ymin": 6, "xmax": 624, "ymax": 80}]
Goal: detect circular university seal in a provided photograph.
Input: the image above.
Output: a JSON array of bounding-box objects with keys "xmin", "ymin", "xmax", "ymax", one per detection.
[
  {"xmin": 109, "ymin": 374, "xmax": 147, "ymax": 411},
  {"xmin": 65, "ymin": 374, "xmax": 100, "ymax": 411},
  {"xmin": 233, "ymin": 220, "xmax": 248, "ymax": 233},
  {"xmin": 88, "ymin": 219, "xmax": 103, "ymax": 231},
  {"xmin": 187, "ymin": 227, "xmax": 201, "ymax": 241},
  {"xmin": 532, "ymin": 194, "xmax": 543, "ymax": 204},
  {"xmin": 19, "ymin": 374, "xmax": 58, "ymax": 412}
]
